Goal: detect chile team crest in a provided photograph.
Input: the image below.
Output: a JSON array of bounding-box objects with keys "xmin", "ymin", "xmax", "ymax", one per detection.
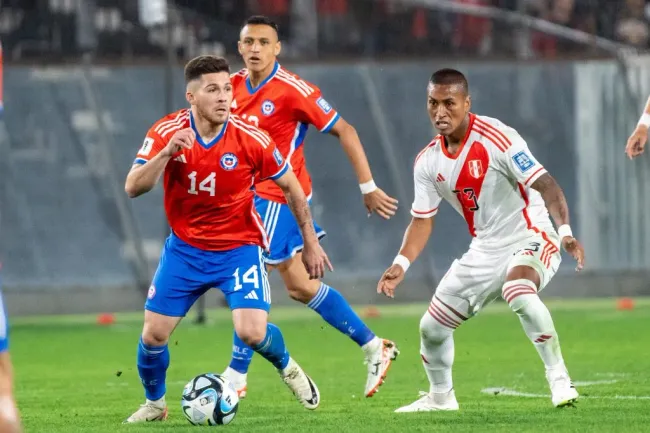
[
  {"xmin": 261, "ymin": 99, "xmax": 275, "ymax": 116},
  {"xmin": 468, "ymin": 159, "xmax": 483, "ymax": 179},
  {"xmin": 220, "ymin": 153, "xmax": 238, "ymax": 171}
]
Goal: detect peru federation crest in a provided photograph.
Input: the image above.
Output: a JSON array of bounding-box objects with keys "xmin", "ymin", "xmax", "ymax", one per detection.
[{"xmin": 468, "ymin": 159, "xmax": 483, "ymax": 179}]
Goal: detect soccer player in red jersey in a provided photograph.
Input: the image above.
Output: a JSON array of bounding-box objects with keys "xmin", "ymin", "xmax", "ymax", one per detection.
[
  {"xmin": 625, "ymin": 95, "xmax": 650, "ymax": 159},
  {"xmin": 222, "ymin": 16, "xmax": 400, "ymax": 399},
  {"xmin": 377, "ymin": 69, "xmax": 585, "ymax": 412},
  {"xmin": 123, "ymin": 56, "xmax": 330, "ymax": 423}
]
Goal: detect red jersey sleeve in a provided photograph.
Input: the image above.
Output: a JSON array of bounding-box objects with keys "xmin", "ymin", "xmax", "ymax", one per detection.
[
  {"xmin": 133, "ymin": 126, "xmax": 167, "ymax": 165},
  {"xmin": 287, "ymin": 79, "xmax": 340, "ymax": 133}
]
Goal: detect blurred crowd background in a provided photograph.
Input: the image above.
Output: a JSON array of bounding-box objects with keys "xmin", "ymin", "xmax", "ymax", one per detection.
[{"xmin": 1, "ymin": 0, "xmax": 649, "ymax": 64}]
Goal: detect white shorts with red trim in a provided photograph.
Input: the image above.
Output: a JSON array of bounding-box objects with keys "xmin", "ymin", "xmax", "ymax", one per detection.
[{"xmin": 429, "ymin": 231, "xmax": 561, "ymax": 323}]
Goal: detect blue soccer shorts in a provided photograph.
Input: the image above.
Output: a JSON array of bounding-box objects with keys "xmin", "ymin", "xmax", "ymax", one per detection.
[
  {"xmin": 145, "ymin": 233, "xmax": 271, "ymax": 317},
  {"xmin": 0, "ymin": 275, "xmax": 9, "ymax": 353},
  {"xmin": 255, "ymin": 196, "xmax": 326, "ymax": 265}
]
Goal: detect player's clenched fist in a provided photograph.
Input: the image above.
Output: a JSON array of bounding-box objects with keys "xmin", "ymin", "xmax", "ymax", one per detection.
[
  {"xmin": 301, "ymin": 241, "xmax": 333, "ymax": 280},
  {"xmin": 625, "ymin": 126, "xmax": 648, "ymax": 159},
  {"xmin": 377, "ymin": 264, "xmax": 405, "ymax": 298},
  {"xmin": 162, "ymin": 128, "xmax": 196, "ymax": 157},
  {"xmin": 561, "ymin": 236, "xmax": 585, "ymax": 272}
]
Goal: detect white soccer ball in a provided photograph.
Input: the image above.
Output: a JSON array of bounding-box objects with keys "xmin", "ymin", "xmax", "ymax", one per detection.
[{"xmin": 181, "ymin": 373, "xmax": 239, "ymax": 426}]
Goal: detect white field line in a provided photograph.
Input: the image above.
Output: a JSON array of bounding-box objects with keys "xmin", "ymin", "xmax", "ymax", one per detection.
[{"xmin": 481, "ymin": 387, "xmax": 650, "ymax": 400}]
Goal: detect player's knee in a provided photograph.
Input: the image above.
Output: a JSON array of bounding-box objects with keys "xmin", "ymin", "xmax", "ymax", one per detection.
[
  {"xmin": 502, "ymin": 278, "xmax": 538, "ymax": 313},
  {"xmin": 419, "ymin": 312, "xmax": 454, "ymax": 345},
  {"xmin": 141, "ymin": 324, "xmax": 171, "ymax": 347},
  {"xmin": 235, "ymin": 324, "xmax": 266, "ymax": 347}
]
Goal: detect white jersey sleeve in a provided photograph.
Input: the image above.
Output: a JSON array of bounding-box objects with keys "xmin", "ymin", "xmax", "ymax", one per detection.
[
  {"xmin": 411, "ymin": 150, "xmax": 441, "ymax": 218},
  {"xmin": 493, "ymin": 128, "xmax": 548, "ymax": 187}
]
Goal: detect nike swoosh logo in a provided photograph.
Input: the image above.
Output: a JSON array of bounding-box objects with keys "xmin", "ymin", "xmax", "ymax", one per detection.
[{"xmin": 305, "ymin": 375, "xmax": 319, "ymax": 406}]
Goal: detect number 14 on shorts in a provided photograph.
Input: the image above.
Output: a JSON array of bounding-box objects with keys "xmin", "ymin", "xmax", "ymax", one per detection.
[{"xmin": 232, "ymin": 265, "xmax": 260, "ymax": 291}]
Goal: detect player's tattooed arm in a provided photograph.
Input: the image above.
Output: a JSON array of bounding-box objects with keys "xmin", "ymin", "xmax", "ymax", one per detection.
[
  {"xmin": 530, "ymin": 173, "xmax": 570, "ymax": 226},
  {"xmin": 286, "ymin": 191, "xmax": 318, "ymax": 243},
  {"xmin": 274, "ymin": 169, "xmax": 333, "ymax": 278}
]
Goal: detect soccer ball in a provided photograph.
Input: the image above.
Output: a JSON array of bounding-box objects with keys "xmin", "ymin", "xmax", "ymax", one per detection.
[{"xmin": 181, "ymin": 373, "xmax": 239, "ymax": 426}]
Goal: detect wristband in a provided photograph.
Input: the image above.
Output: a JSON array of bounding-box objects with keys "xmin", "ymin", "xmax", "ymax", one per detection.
[
  {"xmin": 392, "ymin": 254, "xmax": 411, "ymax": 272},
  {"xmin": 557, "ymin": 224, "xmax": 573, "ymax": 239},
  {"xmin": 359, "ymin": 179, "xmax": 378, "ymax": 194},
  {"xmin": 639, "ymin": 113, "xmax": 650, "ymax": 128}
]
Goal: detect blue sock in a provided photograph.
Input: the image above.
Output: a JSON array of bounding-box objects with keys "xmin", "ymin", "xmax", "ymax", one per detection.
[
  {"xmin": 251, "ymin": 323, "xmax": 290, "ymax": 370},
  {"xmin": 137, "ymin": 337, "xmax": 170, "ymax": 401},
  {"xmin": 228, "ymin": 332, "xmax": 254, "ymax": 374},
  {"xmin": 308, "ymin": 283, "xmax": 376, "ymax": 347}
]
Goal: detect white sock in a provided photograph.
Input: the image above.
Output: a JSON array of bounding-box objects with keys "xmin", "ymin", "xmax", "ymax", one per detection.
[
  {"xmin": 419, "ymin": 312, "xmax": 455, "ymax": 394},
  {"xmin": 146, "ymin": 396, "xmax": 166, "ymax": 408},
  {"xmin": 0, "ymin": 396, "xmax": 18, "ymax": 424},
  {"xmin": 280, "ymin": 357, "xmax": 297, "ymax": 376},
  {"xmin": 503, "ymin": 279, "xmax": 565, "ymax": 370},
  {"xmin": 224, "ymin": 366, "xmax": 247, "ymax": 381},
  {"xmin": 361, "ymin": 336, "xmax": 381, "ymax": 354}
]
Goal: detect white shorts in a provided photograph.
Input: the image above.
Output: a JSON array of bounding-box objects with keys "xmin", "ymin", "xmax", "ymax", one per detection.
[{"xmin": 431, "ymin": 231, "xmax": 561, "ymax": 321}]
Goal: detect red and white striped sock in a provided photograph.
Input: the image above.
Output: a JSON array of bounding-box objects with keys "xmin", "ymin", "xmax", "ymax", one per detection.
[
  {"xmin": 419, "ymin": 296, "xmax": 469, "ymax": 393},
  {"xmin": 502, "ymin": 279, "xmax": 565, "ymax": 370}
]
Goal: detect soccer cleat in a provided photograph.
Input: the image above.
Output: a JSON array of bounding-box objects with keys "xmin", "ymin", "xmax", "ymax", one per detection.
[
  {"xmin": 222, "ymin": 367, "xmax": 248, "ymax": 399},
  {"xmin": 363, "ymin": 338, "xmax": 400, "ymax": 397},
  {"xmin": 280, "ymin": 358, "xmax": 320, "ymax": 410},
  {"xmin": 547, "ymin": 368, "xmax": 579, "ymax": 407},
  {"xmin": 395, "ymin": 390, "xmax": 459, "ymax": 413},
  {"xmin": 123, "ymin": 402, "xmax": 168, "ymax": 423}
]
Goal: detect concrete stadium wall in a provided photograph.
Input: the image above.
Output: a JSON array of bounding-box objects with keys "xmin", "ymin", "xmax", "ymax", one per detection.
[{"xmin": 1, "ymin": 59, "xmax": 648, "ymax": 316}]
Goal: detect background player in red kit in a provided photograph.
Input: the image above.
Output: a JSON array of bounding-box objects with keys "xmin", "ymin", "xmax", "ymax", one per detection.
[
  {"xmin": 123, "ymin": 56, "xmax": 330, "ymax": 423},
  {"xmin": 377, "ymin": 69, "xmax": 585, "ymax": 412},
  {"xmin": 222, "ymin": 16, "xmax": 400, "ymax": 399}
]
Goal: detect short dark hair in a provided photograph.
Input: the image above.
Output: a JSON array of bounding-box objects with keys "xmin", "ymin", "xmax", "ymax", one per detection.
[
  {"xmin": 184, "ymin": 55, "xmax": 230, "ymax": 83},
  {"xmin": 244, "ymin": 15, "xmax": 280, "ymax": 36},
  {"xmin": 430, "ymin": 68, "xmax": 469, "ymax": 94}
]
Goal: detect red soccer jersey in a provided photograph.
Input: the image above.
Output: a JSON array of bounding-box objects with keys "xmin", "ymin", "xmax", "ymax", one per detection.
[
  {"xmin": 231, "ymin": 62, "xmax": 340, "ymax": 203},
  {"xmin": 133, "ymin": 109, "xmax": 289, "ymax": 251}
]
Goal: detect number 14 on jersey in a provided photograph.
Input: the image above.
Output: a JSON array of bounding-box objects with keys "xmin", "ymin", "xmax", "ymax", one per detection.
[{"xmin": 188, "ymin": 171, "xmax": 216, "ymax": 196}]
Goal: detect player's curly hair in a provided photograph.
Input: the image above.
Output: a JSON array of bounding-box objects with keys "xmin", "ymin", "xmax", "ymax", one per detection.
[{"xmin": 184, "ymin": 56, "xmax": 230, "ymax": 83}]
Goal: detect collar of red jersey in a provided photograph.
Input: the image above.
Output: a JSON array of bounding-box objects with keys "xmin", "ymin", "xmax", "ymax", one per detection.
[
  {"xmin": 189, "ymin": 111, "xmax": 228, "ymax": 149},
  {"xmin": 246, "ymin": 61, "xmax": 280, "ymax": 95}
]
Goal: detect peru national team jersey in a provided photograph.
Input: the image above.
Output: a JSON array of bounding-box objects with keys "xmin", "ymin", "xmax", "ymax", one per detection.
[
  {"xmin": 412, "ymin": 114, "xmax": 555, "ymax": 247},
  {"xmin": 133, "ymin": 109, "xmax": 289, "ymax": 251},
  {"xmin": 231, "ymin": 62, "xmax": 340, "ymax": 203}
]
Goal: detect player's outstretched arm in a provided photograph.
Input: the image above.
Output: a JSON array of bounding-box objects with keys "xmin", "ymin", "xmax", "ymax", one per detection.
[
  {"xmin": 530, "ymin": 173, "xmax": 585, "ymax": 271},
  {"xmin": 377, "ymin": 216, "xmax": 434, "ymax": 298},
  {"xmin": 626, "ymin": 95, "xmax": 650, "ymax": 159},
  {"xmin": 273, "ymin": 169, "xmax": 333, "ymax": 279},
  {"xmin": 125, "ymin": 128, "xmax": 195, "ymax": 198},
  {"xmin": 329, "ymin": 118, "xmax": 399, "ymax": 219}
]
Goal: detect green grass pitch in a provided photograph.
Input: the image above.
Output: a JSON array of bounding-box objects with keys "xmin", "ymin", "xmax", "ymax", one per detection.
[{"xmin": 11, "ymin": 298, "xmax": 650, "ymax": 432}]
